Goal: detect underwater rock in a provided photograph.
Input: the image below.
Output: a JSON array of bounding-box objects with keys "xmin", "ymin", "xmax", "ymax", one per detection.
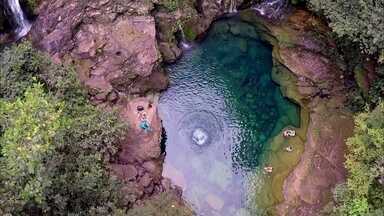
[
  {"xmin": 208, "ymin": 160, "xmax": 233, "ymax": 190},
  {"xmin": 206, "ymin": 194, "xmax": 225, "ymax": 211},
  {"xmin": 164, "ymin": 164, "xmax": 187, "ymax": 190}
]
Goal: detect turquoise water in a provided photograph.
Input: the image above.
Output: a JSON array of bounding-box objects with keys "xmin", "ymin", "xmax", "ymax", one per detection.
[{"xmin": 159, "ymin": 19, "xmax": 300, "ymax": 215}]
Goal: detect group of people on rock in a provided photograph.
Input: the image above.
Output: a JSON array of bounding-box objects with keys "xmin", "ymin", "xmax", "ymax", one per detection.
[{"xmin": 264, "ymin": 128, "xmax": 296, "ymax": 174}]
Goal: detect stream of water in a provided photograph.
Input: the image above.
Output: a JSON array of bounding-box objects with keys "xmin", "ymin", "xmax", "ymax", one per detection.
[
  {"xmin": 159, "ymin": 18, "xmax": 300, "ymax": 215},
  {"xmin": 5, "ymin": 0, "xmax": 31, "ymax": 39}
]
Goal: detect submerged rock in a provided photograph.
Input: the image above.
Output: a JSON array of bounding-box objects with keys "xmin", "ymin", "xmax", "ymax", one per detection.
[{"xmin": 206, "ymin": 193, "xmax": 225, "ymax": 211}]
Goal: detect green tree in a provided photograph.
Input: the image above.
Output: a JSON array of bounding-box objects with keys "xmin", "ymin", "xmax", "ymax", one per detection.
[
  {"xmin": 309, "ymin": 0, "xmax": 384, "ymax": 60},
  {"xmin": 0, "ymin": 42, "xmax": 128, "ymax": 215},
  {"xmin": 0, "ymin": 41, "xmax": 85, "ymax": 102},
  {"xmin": 0, "ymin": 84, "xmax": 64, "ymax": 213},
  {"xmin": 332, "ymin": 103, "xmax": 384, "ymax": 215}
]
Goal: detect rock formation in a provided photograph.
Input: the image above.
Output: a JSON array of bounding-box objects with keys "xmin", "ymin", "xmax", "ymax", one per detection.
[
  {"xmin": 30, "ymin": 0, "xmax": 168, "ymax": 102},
  {"xmin": 241, "ymin": 8, "xmax": 354, "ymax": 215},
  {"xmin": 29, "ymin": 0, "xmax": 170, "ymax": 206}
]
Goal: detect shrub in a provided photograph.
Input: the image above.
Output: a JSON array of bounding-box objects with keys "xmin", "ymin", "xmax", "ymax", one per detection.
[
  {"xmin": 127, "ymin": 192, "xmax": 193, "ymax": 216},
  {"xmin": 0, "ymin": 41, "xmax": 85, "ymax": 103}
]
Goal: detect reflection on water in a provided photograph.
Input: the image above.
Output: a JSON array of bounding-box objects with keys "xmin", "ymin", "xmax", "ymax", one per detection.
[{"xmin": 159, "ymin": 18, "xmax": 300, "ymax": 215}]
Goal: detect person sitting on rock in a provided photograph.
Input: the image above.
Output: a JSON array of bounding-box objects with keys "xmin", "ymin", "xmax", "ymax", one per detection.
[
  {"xmin": 283, "ymin": 129, "xmax": 296, "ymax": 137},
  {"xmin": 139, "ymin": 112, "xmax": 151, "ymax": 132},
  {"xmin": 140, "ymin": 119, "xmax": 151, "ymax": 132},
  {"xmin": 264, "ymin": 166, "xmax": 273, "ymax": 173}
]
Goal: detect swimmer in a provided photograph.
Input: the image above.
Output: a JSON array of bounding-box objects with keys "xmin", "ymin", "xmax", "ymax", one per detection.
[{"xmin": 285, "ymin": 146, "xmax": 293, "ymax": 152}]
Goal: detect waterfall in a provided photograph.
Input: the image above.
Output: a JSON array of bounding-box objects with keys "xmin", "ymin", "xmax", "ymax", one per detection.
[
  {"xmin": 6, "ymin": 0, "xmax": 31, "ymax": 39},
  {"xmin": 252, "ymin": 0, "xmax": 288, "ymax": 20},
  {"xmin": 177, "ymin": 22, "xmax": 192, "ymax": 50},
  {"xmin": 227, "ymin": 0, "xmax": 237, "ymax": 14}
]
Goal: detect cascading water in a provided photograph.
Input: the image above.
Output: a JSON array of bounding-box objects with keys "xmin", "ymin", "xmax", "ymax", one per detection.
[
  {"xmin": 252, "ymin": 0, "xmax": 288, "ymax": 20},
  {"xmin": 5, "ymin": 0, "xmax": 31, "ymax": 39},
  {"xmin": 177, "ymin": 22, "xmax": 192, "ymax": 50},
  {"xmin": 227, "ymin": 0, "xmax": 238, "ymax": 14}
]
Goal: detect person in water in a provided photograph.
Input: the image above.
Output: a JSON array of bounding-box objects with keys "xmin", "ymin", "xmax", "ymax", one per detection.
[
  {"xmin": 264, "ymin": 166, "xmax": 273, "ymax": 173},
  {"xmin": 285, "ymin": 146, "xmax": 293, "ymax": 152}
]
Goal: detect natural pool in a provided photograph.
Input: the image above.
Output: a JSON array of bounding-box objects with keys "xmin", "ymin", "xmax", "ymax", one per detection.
[{"xmin": 159, "ymin": 19, "xmax": 300, "ymax": 215}]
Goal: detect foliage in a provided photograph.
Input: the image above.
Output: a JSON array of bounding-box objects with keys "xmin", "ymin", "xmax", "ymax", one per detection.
[
  {"xmin": 158, "ymin": 0, "xmax": 196, "ymax": 12},
  {"xmin": 20, "ymin": 0, "xmax": 39, "ymax": 15},
  {"xmin": 159, "ymin": 0, "xmax": 183, "ymax": 11},
  {"xmin": 309, "ymin": 0, "xmax": 384, "ymax": 56},
  {"xmin": 368, "ymin": 66, "xmax": 384, "ymax": 107},
  {"xmin": 331, "ymin": 103, "xmax": 384, "ymax": 215},
  {"xmin": 0, "ymin": 42, "xmax": 128, "ymax": 215},
  {"xmin": 182, "ymin": 24, "xmax": 198, "ymax": 41},
  {"xmin": 0, "ymin": 84, "xmax": 64, "ymax": 212},
  {"xmin": 26, "ymin": 0, "xmax": 38, "ymax": 10},
  {"xmin": 127, "ymin": 192, "xmax": 193, "ymax": 216},
  {"xmin": 0, "ymin": 41, "xmax": 85, "ymax": 103},
  {"xmin": 346, "ymin": 89, "xmax": 366, "ymax": 113}
]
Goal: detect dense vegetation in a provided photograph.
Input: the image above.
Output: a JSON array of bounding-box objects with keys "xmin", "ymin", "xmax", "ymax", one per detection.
[
  {"xmin": 326, "ymin": 104, "xmax": 384, "ymax": 215},
  {"xmin": 309, "ymin": 0, "xmax": 384, "ymax": 62},
  {"xmin": 0, "ymin": 42, "xmax": 127, "ymax": 215}
]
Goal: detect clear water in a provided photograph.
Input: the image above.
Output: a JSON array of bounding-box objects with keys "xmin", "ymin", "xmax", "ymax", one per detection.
[{"xmin": 159, "ymin": 19, "xmax": 300, "ymax": 215}]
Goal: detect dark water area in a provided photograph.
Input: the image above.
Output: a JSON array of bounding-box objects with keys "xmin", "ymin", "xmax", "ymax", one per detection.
[{"xmin": 159, "ymin": 19, "xmax": 300, "ymax": 215}]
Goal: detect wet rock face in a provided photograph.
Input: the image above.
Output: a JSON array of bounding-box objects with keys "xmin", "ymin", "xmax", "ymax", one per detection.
[
  {"xmin": 241, "ymin": 9, "xmax": 353, "ymax": 215},
  {"xmin": 30, "ymin": 0, "xmax": 167, "ymax": 102},
  {"xmin": 154, "ymin": 0, "xmax": 246, "ymax": 63}
]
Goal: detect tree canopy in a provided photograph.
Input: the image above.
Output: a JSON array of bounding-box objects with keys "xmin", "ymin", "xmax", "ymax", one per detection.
[
  {"xmin": 309, "ymin": 0, "xmax": 384, "ymax": 61},
  {"xmin": 330, "ymin": 103, "xmax": 384, "ymax": 215}
]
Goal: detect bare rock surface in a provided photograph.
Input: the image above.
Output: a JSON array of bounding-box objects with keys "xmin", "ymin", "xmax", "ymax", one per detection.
[
  {"xmin": 30, "ymin": 0, "xmax": 167, "ymax": 101},
  {"xmin": 109, "ymin": 95, "xmax": 168, "ymax": 204}
]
